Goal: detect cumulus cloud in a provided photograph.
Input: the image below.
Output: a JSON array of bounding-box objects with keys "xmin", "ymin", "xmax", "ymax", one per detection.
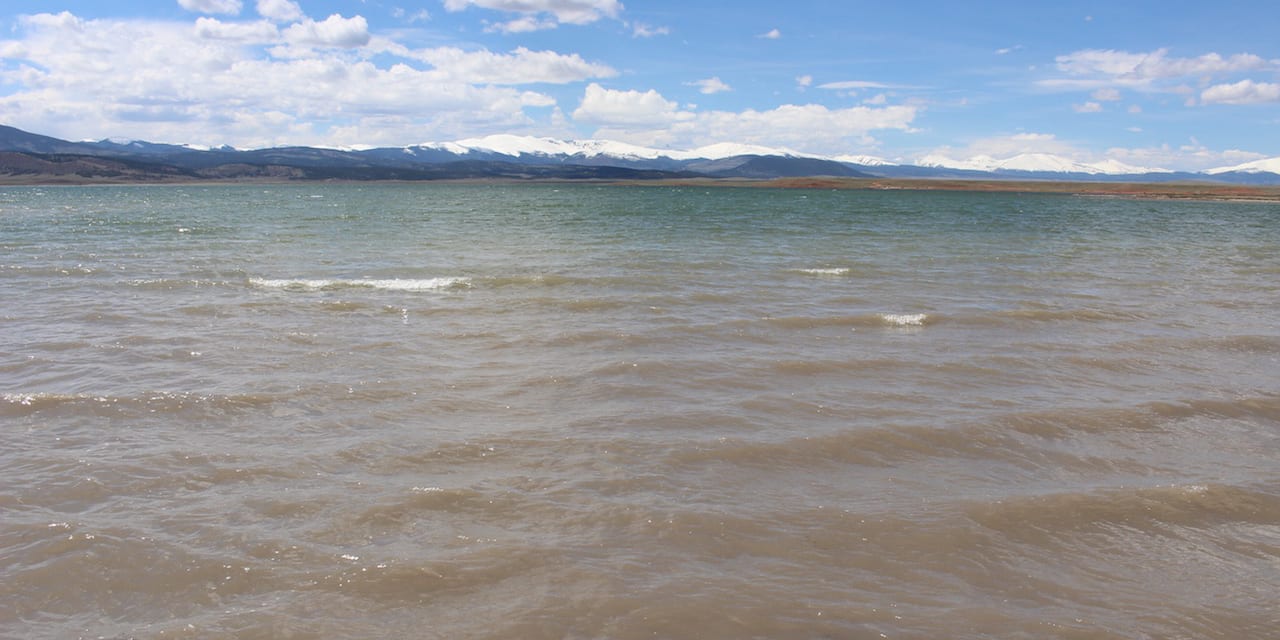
[
  {"xmin": 407, "ymin": 47, "xmax": 617, "ymax": 85},
  {"xmin": 257, "ymin": 0, "xmax": 303, "ymax": 22},
  {"xmin": 283, "ymin": 14, "xmax": 371, "ymax": 48},
  {"xmin": 1200, "ymin": 79, "xmax": 1280, "ymax": 104},
  {"xmin": 19, "ymin": 11, "xmax": 85, "ymax": 30},
  {"xmin": 924, "ymin": 133, "xmax": 1269, "ymax": 173},
  {"xmin": 1106, "ymin": 143, "xmax": 1266, "ymax": 171},
  {"xmin": 1073, "ymin": 101, "xmax": 1103, "ymax": 113},
  {"xmin": 933, "ymin": 133, "xmax": 1079, "ymax": 159},
  {"xmin": 178, "ymin": 0, "xmax": 243, "ymax": 15},
  {"xmin": 0, "ymin": 11, "xmax": 618, "ymax": 148},
  {"xmin": 573, "ymin": 84, "xmax": 918, "ymax": 154},
  {"xmin": 686, "ymin": 77, "xmax": 731, "ymax": 95},
  {"xmin": 442, "ymin": 0, "xmax": 623, "ymax": 28},
  {"xmin": 758, "ymin": 28, "xmax": 781, "ymax": 39},
  {"xmin": 573, "ymin": 83, "xmax": 690, "ymax": 126},
  {"xmin": 194, "ymin": 17, "xmax": 279, "ymax": 42}
]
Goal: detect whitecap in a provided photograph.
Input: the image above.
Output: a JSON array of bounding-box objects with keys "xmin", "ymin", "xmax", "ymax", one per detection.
[
  {"xmin": 249, "ymin": 277, "xmax": 470, "ymax": 292},
  {"xmin": 796, "ymin": 268, "xmax": 851, "ymax": 276},
  {"xmin": 880, "ymin": 313, "xmax": 928, "ymax": 327}
]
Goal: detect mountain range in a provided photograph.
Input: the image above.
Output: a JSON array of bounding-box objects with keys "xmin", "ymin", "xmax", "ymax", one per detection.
[{"xmin": 1, "ymin": 124, "xmax": 1278, "ymax": 185}]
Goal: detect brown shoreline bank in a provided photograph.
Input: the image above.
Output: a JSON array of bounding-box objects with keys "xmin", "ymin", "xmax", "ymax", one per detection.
[
  {"xmin": 2, "ymin": 172, "xmax": 1279, "ymax": 202},
  {"xmin": 626, "ymin": 176, "xmax": 1280, "ymax": 202}
]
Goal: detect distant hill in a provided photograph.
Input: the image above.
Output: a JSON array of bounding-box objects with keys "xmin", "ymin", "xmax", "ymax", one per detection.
[{"xmin": 0, "ymin": 124, "xmax": 1276, "ymax": 185}]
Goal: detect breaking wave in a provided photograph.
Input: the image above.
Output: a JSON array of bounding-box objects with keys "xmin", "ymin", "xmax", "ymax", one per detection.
[{"xmin": 248, "ymin": 277, "xmax": 471, "ymax": 292}]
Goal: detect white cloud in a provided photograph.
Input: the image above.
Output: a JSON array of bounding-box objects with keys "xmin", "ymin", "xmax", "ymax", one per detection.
[
  {"xmin": 442, "ymin": 0, "xmax": 622, "ymax": 27},
  {"xmin": 485, "ymin": 16, "xmax": 557, "ymax": 33},
  {"xmin": 407, "ymin": 47, "xmax": 616, "ymax": 85},
  {"xmin": 283, "ymin": 14, "xmax": 371, "ymax": 48},
  {"xmin": 391, "ymin": 8, "xmax": 432, "ymax": 24},
  {"xmin": 19, "ymin": 11, "xmax": 85, "ymax": 30},
  {"xmin": 573, "ymin": 83, "xmax": 690, "ymax": 126},
  {"xmin": 1044, "ymin": 48, "xmax": 1273, "ymax": 91},
  {"xmin": 1105, "ymin": 143, "xmax": 1267, "ymax": 171},
  {"xmin": 257, "ymin": 0, "xmax": 303, "ymax": 22},
  {"xmin": 1201, "ymin": 79, "xmax": 1280, "ymax": 105},
  {"xmin": 686, "ymin": 77, "xmax": 731, "ymax": 95},
  {"xmin": 933, "ymin": 133, "xmax": 1078, "ymax": 160},
  {"xmin": 194, "ymin": 17, "xmax": 279, "ymax": 42},
  {"xmin": 817, "ymin": 80, "xmax": 901, "ymax": 91},
  {"xmin": 178, "ymin": 0, "xmax": 243, "ymax": 15},
  {"xmin": 996, "ymin": 45, "xmax": 1022, "ymax": 55},
  {"xmin": 759, "ymin": 28, "xmax": 781, "ymax": 40},
  {"xmin": 796, "ymin": 75, "xmax": 812, "ymax": 89},
  {"xmin": 680, "ymin": 103, "xmax": 917, "ymax": 153},
  {"xmin": 574, "ymin": 84, "xmax": 918, "ymax": 154},
  {"xmin": 1073, "ymin": 101, "xmax": 1103, "ymax": 113},
  {"xmin": 0, "ymin": 11, "xmax": 599, "ymax": 148},
  {"xmin": 1054, "ymin": 49, "xmax": 1151, "ymax": 77},
  {"xmin": 631, "ymin": 23, "xmax": 670, "ymax": 38}
]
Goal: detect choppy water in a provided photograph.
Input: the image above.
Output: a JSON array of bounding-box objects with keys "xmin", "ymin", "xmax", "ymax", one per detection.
[{"xmin": 2, "ymin": 184, "xmax": 1278, "ymax": 639}]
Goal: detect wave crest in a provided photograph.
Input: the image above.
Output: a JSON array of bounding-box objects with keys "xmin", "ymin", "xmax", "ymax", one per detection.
[{"xmin": 249, "ymin": 277, "xmax": 471, "ymax": 292}]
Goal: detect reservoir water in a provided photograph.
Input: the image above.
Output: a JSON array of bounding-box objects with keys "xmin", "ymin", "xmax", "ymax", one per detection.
[{"xmin": 2, "ymin": 184, "xmax": 1278, "ymax": 639}]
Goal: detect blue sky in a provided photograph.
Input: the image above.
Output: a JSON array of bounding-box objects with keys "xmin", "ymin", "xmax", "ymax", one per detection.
[{"xmin": 1, "ymin": 0, "xmax": 1277, "ymax": 169}]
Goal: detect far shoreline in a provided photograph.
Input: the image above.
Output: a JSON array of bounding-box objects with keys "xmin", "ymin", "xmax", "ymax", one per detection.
[
  {"xmin": 2, "ymin": 175, "xmax": 1279, "ymax": 203},
  {"xmin": 625, "ymin": 176, "xmax": 1280, "ymax": 203}
]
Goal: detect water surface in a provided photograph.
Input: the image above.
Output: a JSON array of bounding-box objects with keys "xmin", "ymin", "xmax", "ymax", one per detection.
[{"xmin": 2, "ymin": 184, "xmax": 1278, "ymax": 639}]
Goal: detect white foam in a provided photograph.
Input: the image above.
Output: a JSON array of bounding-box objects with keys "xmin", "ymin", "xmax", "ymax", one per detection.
[
  {"xmin": 797, "ymin": 268, "xmax": 851, "ymax": 276},
  {"xmin": 881, "ymin": 313, "xmax": 928, "ymax": 326},
  {"xmin": 249, "ymin": 277, "xmax": 470, "ymax": 292}
]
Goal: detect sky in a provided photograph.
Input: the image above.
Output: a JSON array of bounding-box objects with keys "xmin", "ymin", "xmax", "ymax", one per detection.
[{"xmin": 1, "ymin": 0, "xmax": 1278, "ymax": 170}]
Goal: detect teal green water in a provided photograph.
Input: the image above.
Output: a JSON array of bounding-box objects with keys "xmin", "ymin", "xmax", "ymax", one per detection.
[{"xmin": 3, "ymin": 184, "xmax": 1279, "ymax": 639}]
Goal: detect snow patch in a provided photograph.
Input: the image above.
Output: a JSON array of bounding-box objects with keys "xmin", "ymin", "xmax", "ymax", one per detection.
[
  {"xmin": 404, "ymin": 136, "xmax": 822, "ymax": 162},
  {"xmin": 1205, "ymin": 157, "xmax": 1280, "ymax": 175},
  {"xmin": 916, "ymin": 153, "xmax": 1168, "ymax": 175}
]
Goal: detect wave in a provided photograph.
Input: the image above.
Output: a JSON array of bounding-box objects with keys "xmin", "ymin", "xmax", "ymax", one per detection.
[
  {"xmin": 668, "ymin": 420, "xmax": 1039, "ymax": 470},
  {"xmin": 669, "ymin": 392, "xmax": 1280, "ymax": 472},
  {"xmin": 0, "ymin": 391, "xmax": 278, "ymax": 418},
  {"xmin": 964, "ymin": 482, "xmax": 1280, "ymax": 537},
  {"xmin": 126, "ymin": 278, "xmax": 229, "ymax": 289},
  {"xmin": 880, "ymin": 313, "xmax": 929, "ymax": 327},
  {"xmin": 248, "ymin": 277, "xmax": 471, "ymax": 292},
  {"xmin": 793, "ymin": 267, "xmax": 851, "ymax": 276},
  {"xmin": 990, "ymin": 307, "xmax": 1150, "ymax": 323},
  {"xmin": 757, "ymin": 312, "xmax": 935, "ymax": 330}
]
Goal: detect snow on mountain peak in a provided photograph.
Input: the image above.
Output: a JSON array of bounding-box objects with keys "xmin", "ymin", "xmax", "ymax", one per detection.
[
  {"xmin": 1205, "ymin": 157, "xmax": 1280, "ymax": 175},
  {"xmin": 408, "ymin": 136, "xmax": 818, "ymax": 162},
  {"xmin": 915, "ymin": 152, "xmax": 1167, "ymax": 175},
  {"xmin": 832, "ymin": 154, "xmax": 897, "ymax": 166},
  {"xmin": 404, "ymin": 136, "xmax": 1181, "ymax": 175}
]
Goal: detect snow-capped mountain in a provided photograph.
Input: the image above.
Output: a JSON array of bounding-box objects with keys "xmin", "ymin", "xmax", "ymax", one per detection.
[
  {"xmin": 408, "ymin": 134, "xmax": 820, "ymax": 162},
  {"xmin": 916, "ymin": 153, "xmax": 1168, "ymax": 175},
  {"xmin": 2, "ymin": 124, "xmax": 1277, "ymax": 184},
  {"xmin": 832, "ymin": 154, "xmax": 897, "ymax": 166},
  {"xmin": 1205, "ymin": 157, "xmax": 1280, "ymax": 175}
]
